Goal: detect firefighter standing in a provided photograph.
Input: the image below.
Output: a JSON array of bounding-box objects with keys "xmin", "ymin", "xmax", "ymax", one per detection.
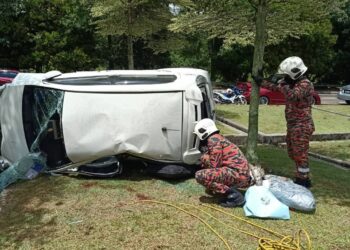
[
  {"xmin": 261, "ymin": 56, "xmax": 314, "ymax": 188},
  {"xmin": 193, "ymin": 119, "xmax": 251, "ymax": 207}
]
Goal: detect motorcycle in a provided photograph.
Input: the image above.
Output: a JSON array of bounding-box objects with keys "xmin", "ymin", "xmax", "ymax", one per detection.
[
  {"xmin": 225, "ymin": 87, "xmax": 247, "ymax": 105},
  {"xmin": 230, "ymin": 93, "xmax": 247, "ymax": 105},
  {"xmin": 213, "ymin": 91, "xmax": 234, "ymax": 104}
]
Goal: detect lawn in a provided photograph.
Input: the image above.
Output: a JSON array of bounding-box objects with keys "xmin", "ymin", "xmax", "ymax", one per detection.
[
  {"xmin": 0, "ymin": 146, "xmax": 349, "ymax": 250},
  {"xmin": 216, "ymin": 105, "xmax": 350, "ymax": 134},
  {"xmin": 216, "ymin": 121, "xmax": 241, "ymax": 135},
  {"xmin": 310, "ymin": 140, "xmax": 350, "ymax": 162},
  {"xmin": 312, "ymin": 105, "xmax": 350, "ymax": 114}
]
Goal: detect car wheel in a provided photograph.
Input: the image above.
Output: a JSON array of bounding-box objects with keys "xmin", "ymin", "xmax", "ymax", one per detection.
[
  {"xmin": 311, "ymin": 96, "xmax": 317, "ymax": 105},
  {"xmin": 78, "ymin": 156, "xmax": 123, "ymax": 177},
  {"xmin": 259, "ymin": 96, "xmax": 269, "ymax": 105},
  {"xmin": 240, "ymin": 97, "xmax": 247, "ymax": 105},
  {"xmin": 346, "ymin": 100, "xmax": 350, "ymax": 105}
]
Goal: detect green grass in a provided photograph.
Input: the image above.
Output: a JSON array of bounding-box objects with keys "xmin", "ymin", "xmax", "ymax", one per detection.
[
  {"xmin": 310, "ymin": 140, "xmax": 350, "ymax": 162},
  {"xmin": 0, "ymin": 148, "xmax": 349, "ymax": 250},
  {"xmin": 312, "ymin": 105, "xmax": 350, "ymax": 114},
  {"xmin": 216, "ymin": 105, "xmax": 350, "ymax": 134},
  {"xmin": 216, "ymin": 121, "xmax": 240, "ymax": 135}
]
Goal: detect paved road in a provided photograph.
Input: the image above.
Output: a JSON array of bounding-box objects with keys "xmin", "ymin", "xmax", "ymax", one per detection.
[{"xmin": 319, "ymin": 93, "xmax": 348, "ymax": 105}]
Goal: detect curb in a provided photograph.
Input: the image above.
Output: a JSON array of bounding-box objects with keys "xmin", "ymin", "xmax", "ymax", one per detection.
[
  {"xmin": 279, "ymin": 143, "xmax": 350, "ymax": 169},
  {"xmin": 308, "ymin": 152, "xmax": 350, "ymax": 169},
  {"xmin": 217, "ymin": 116, "xmax": 350, "ymax": 143},
  {"xmin": 217, "ymin": 117, "xmax": 264, "ymax": 143},
  {"xmin": 312, "ymin": 106, "xmax": 350, "ymax": 118},
  {"xmin": 225, "ymin": 134, "xmax": 247, "ymax": 146},
  {"xmin": 217, "ymin": 116, "xmax": 350, "ymax": 168}
]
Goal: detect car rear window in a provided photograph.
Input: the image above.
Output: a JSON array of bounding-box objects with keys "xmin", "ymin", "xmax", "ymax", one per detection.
[{"xmin": 46, "ymin": 75, "xmax": 177, "ymax": 85}]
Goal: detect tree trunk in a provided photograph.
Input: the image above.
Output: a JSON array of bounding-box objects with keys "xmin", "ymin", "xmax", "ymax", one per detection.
[
  {"xmin": 127, "ymin": 35, "xmax": 134, "ymax": 69},
  {"xmin": 246, "ymin": 0, "xmax": 267, "ymax": 164},
  {"xmin": 208, "ymin": 39, "xmax": 215, "ymax": 78},
  {"xmin": 127, "ymin": 1, "xmax": 134, "ymax": 70}
]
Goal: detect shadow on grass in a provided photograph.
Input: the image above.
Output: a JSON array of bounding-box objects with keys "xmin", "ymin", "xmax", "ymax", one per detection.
[
  {"xmin": 257, "ymin": 145, "xmax": 350, "ymax": 208},
  {"xmin": 74, "ymin": 157, "xmax": 197, "ymax": 185},
  {"xmin": 119, "ymin": 158, "xmax": 198, "ymax": 186},
  {"xmin": 0, "ymin": 157, "xmax": 196, "ymax": 248},
  {"xmin": 311, "ymin": 174, "xmax": 350, "ymax": 207},
  {"xmin": 0, "ymin": 176, "xmax": 69, "ymax": 248},
  {"xmin": 199, "ymin": 195, "xmax": 220, "ymax": 204},
  {"xmin": 292, "ymin": 209, "xmax": 316, "ymax": 215}
]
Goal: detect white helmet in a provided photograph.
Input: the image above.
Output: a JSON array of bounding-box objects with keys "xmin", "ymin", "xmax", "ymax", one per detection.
[
  {"xmin": 226, "ymin": 88, "xmax": 233, "ymax": 94},
  {"xmin": 277, "ymin": 56, "xmax": 308, "ymax": 80},
  {"xmin": 194, "ymin": 118, "xmax": 219, "ymax": 140}
]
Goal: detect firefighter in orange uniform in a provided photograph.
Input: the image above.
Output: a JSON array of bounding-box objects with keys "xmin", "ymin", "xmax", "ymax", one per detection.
[
  {"xmin": 261, "ymin": 56, "xmax": 314, "ymax": 188},
  {"xmin": 194, "ymin": 119, "xmax": 251, "ymax": 207}
]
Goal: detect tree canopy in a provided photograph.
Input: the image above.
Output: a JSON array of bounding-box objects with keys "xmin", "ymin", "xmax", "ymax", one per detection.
[
  {"xmin": 0, "ymin": 0, "xmax": 349, "ymax": 163},
  {"xmin": 0, "ymin": 0, "xmax": 98, "ymax": 71},
  {"xmin": 92, "ymin": 0, "xmax": 192, "ymax": 69},
  {"xmin": 170, "ymin": 0, "xmax": 341, "ymax": 163},
  {"xmin": 0, "ymin": 0, "xmax": 348, "ymax": 84}
]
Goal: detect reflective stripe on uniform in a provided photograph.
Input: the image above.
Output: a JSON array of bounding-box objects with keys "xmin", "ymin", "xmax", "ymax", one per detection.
[{"xmin": 297, "ymin": 167, "xmax": 310, "ymax": 173}]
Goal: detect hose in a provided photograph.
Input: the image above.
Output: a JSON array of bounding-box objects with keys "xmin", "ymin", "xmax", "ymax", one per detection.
[
  {"xmin": 141, "ymin": 200, "xmax": 232, "ymax": 250},
  {"xmin": 140, "ymin": 200, "xmax": 312, "ymax": 250}
]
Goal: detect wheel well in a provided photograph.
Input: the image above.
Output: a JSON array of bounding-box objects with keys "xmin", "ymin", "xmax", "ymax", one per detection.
[{"xmin": 259, "ymin": 96, "xmax": 269, "ymax": 104}]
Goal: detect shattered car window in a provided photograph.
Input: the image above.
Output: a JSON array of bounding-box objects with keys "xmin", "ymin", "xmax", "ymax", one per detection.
[
  {"xmin": 0, "ymin": 86, "xmax": 65, "ymax": 192},
  {"xmin": 24, "ymin": 87, "xmax": 64, "ymax": 153}
]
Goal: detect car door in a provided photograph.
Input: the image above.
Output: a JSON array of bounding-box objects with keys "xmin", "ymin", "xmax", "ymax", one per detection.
[{"xmin": 271, "ymin": 89, "xmax": 286, "ymax": 104}]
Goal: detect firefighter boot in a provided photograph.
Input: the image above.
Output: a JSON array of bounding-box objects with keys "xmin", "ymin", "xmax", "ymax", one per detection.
[
  {"xmin": 219, "ymin": 187, "xmax": 245, "ymax": 208},
  {"xmin": 294, "ymin": 177, "xmax": 312, "ymax": 188},
  {"xmin": 294, "ymin": 166, "xmax": 312, "ymax": 188}
]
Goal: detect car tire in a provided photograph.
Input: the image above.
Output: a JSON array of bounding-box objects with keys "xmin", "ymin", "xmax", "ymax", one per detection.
[
  {"xmin": 346, "ymin": 100, "xmax": 350, "ymax": 105},
  {"xmin": 145, "ymin": 163, "xmax": 199, "ymax": 179},
  {"xmin": 311, "ymin": 96, "xmax": 317, "ymax": 105},
  {"xmin": 78, "ymin": 156, "xmax": 123, "ymax": 177},
  {"xmin": 259, "ymin": 96, "xmax": 269, "ymax": 105}
]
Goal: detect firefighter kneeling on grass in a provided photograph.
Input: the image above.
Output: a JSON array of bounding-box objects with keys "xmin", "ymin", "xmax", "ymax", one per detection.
[{"xmin": 194, "ymin": 118, "xmax": 252, "ymax": 208}]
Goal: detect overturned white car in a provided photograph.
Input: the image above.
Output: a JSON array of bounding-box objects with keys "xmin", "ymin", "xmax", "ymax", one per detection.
[{"xmin": 0, "ymin": 68, "xmax": 215, "ymax": 179}]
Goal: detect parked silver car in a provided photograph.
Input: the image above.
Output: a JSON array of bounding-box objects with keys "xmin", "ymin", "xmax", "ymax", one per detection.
[{"xmin": 337, "ymin": 84, "xmax": 350, "ymax": 104}]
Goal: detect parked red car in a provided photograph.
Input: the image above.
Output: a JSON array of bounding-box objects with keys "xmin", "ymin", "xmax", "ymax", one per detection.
[
  {"xmin": 0, "ymin": 69, "xmax": 19, "ymax": 85},
  {"xmin": 236, "ymin": 82, "xmax": 321, "ymax": 105}
]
